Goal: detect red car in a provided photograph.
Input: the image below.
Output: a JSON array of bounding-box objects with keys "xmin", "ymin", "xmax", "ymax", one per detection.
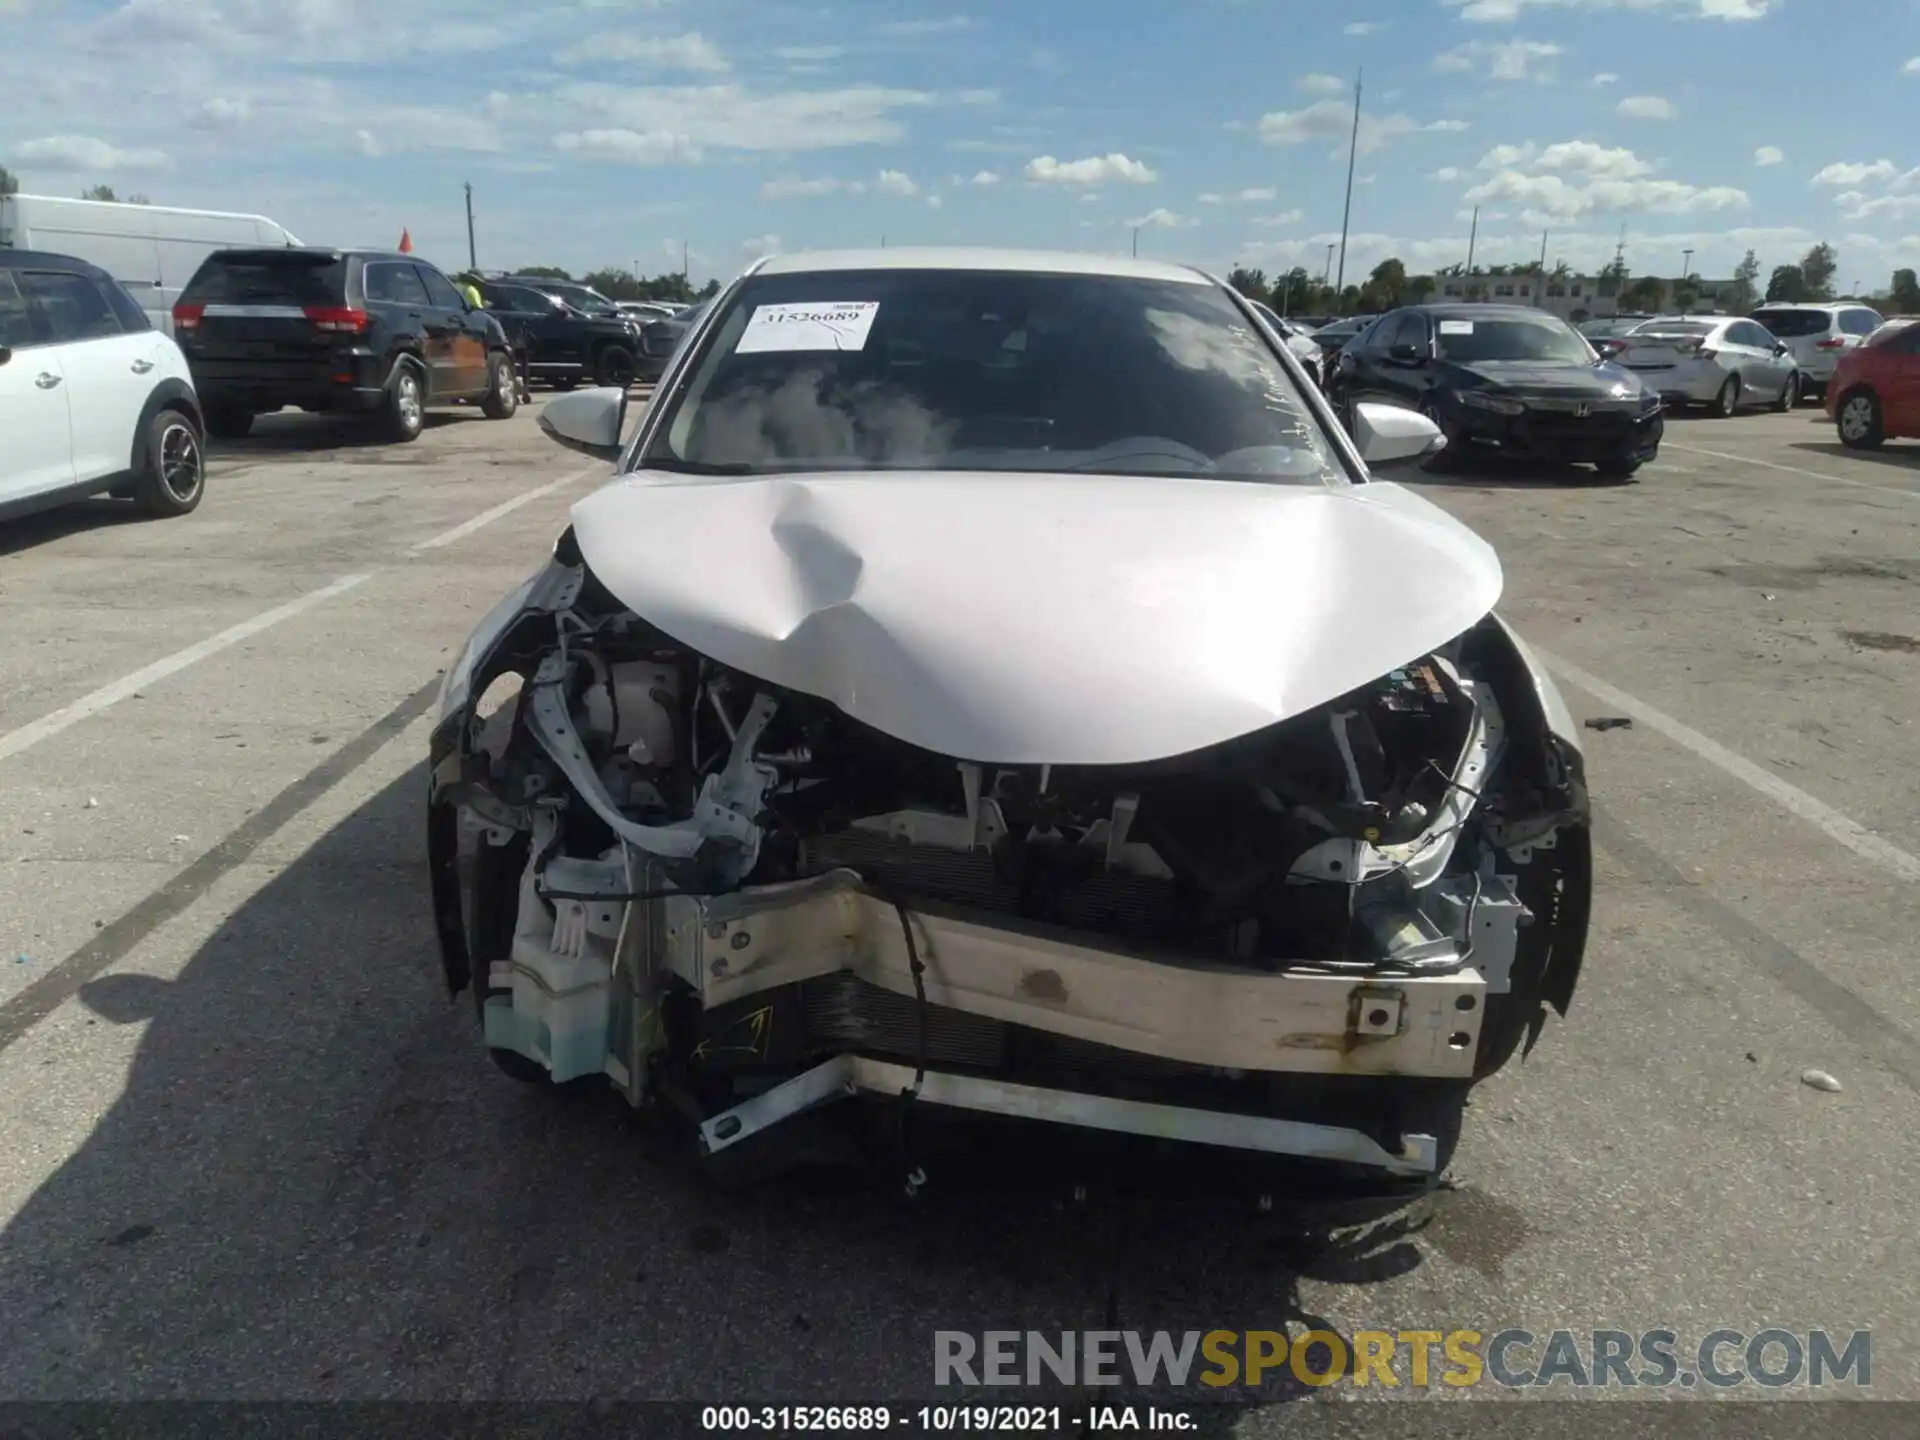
[{"xmin": 1827, "ymin": 318, "xmax": 1920, "ymax": 449}]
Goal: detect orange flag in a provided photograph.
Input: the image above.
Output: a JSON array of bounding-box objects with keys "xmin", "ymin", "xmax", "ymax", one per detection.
[{"xmin": 397, "ymin": 228, "xmax": 413, "ymax": 254}]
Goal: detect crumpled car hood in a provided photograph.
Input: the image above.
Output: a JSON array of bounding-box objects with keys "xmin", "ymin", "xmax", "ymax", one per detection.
[
  {"xmin": 1457, "ymin": 359, "xmax": 1643, "ymax": 397},
  {"xmin": 570, "ymin": 470, "xmax": 1503, "ymax": 766}
]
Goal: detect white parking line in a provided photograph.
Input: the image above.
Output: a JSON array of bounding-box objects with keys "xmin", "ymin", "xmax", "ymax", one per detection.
[
  {"xmin": 1665, "ymin": 441, "xmax": 1920, "ymax": 501},
  {"xmin": 0, "ymin": 466, "xmax": 600, "ymax": 768},
  {"xmin": 1540, "ymin": 648, "xmax": 1920, "ymax": 885},
  {"xmin": 406, "ymin": 462, "xmax": 603, "ymax": 556},
  {"xmin": 0, "ymin": 574, "xmax": 372, "ymax": 765}
]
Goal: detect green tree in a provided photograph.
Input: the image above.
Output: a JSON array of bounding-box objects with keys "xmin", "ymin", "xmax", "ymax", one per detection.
[
  {"xmin": 1799, "ymin": 242, "xmax": 1837, "ymax": 301},
  {"xmin": 697, "ymin": 277, "xmax": 720, "ymax": 299},
  {"xmin": 1728, "ymin": 249, "xmax": 1759, "ymax": 312},
  {"xmin": 1225, "ymin": 266, "xmax": 1270, "ymax": 302},
  {"xmin": 1765, "ymin": 264, "xmax": 1808, "ymax": 303},
  {"xmin": 81, "ymin": 183, "xmax": 118, "ymax": 201},
  {"xmin": 1596, "ymin": 257, "xmax": 1628, "ymax": 298},
  {"xmin": 1891, "ymin": 268, "xmax": 1920, "ymax": 314},
  {"xmin": 1405, "ymin": 272, "xmax": 1437, "ymax": 303},
  {"xmin": 1619, "ymin": 275, "xmax": 1666, "ymax": 311},
  {"xmin": 0, "ymin": 165, "xmax": 18, "ymax": 196},
  {"xmin": 126, "ymin": 193, "xmax": 151, "ymax": 205},
  {"xmin": 516, "ymin": 265, "xmax": 574, "ymax": 280},
  {"xmin": 1367, "ymin": 257, "xmax": 1408, "ymax": 305}
]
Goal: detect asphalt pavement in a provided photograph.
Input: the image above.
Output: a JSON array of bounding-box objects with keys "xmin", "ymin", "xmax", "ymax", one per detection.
[{"xmin": 0, "ymin": 395, "xmax": 1916, "ymax": 1427}]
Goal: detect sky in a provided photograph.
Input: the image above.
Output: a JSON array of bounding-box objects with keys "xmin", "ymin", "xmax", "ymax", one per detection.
[{"xmin": 3, "ymin": 0, "xmax": 1919, "ymax": 291}]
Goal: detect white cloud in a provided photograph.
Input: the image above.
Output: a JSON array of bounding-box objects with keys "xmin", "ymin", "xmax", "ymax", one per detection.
[
  {"xmin": 1424, "ymin": 119, "xmax": 1471, "ymax": 132},
  {"xmin": 354, "ymin": 129, "xmax": 383, "ymax": 158},
  {"xmin": 13, "ymin": 134, "xmax": 170, "ymax": 171},
  {"xmin": 1024, "ymin": 152, "xmax": 1158, "ymax": 186},
  {"xmin": 1904, "ymin": 56, "xmax": 1920, "ymax": 74},
  {"xmin": 1811, "ymin": 159, "xmax": 1898, "ymax": 186},
  {"xmin": 969, "ymin": 170, "xmax": 1000, "ymax": 186},
  {"xmin": 1753, "ymin": 145, "xmax": 1783, "ymax": 166},
  {"xmin": 926, "ymin": 194, "xmax": 943, "ymax": 208},
  {"xmin": 1299, "ymin": 73, "xmax": 1348, "ymax": 94},
  {"xmin": 553, "ymin": 128, "xmax": 700, "ymax": 164},
  {"xmin": 1432, "ymin": 166, "xmax": 1463, "ymax": 182},
  {"xmin": 1255, "ymin": 100, "xmax": 1418, "ymax": 156},
  {"xmin": 1434, "ymin": 39, "xmax": 1563, "ymax": 81},
  {"xmin": 876, "ymin": 167, "xmax": 919, "ymax": 195},
  {"xmin": 878, "ymin": 15, "xmax": 971, "ymax": 35},
  {"xmin": 740, "ymin": 233, "xmax": 783, "ymax": 258},
  {"xmin": 1199, "ymin": 187, "xmax": 1278, "ymax": 204},
  {"xmin": 1445, "ymin": 0, "xmax": 1771, "ymax": 20},
  {"xmin": 759, "ymin": 175, "xmax": 865, "ymax": 198},
  {"xmin": 556, "ymin": 32, "xmax": 728, "ymax": 71},
  {"xmin": 1126, "ymin": 207, "xmax": 1197, "ymax": 230},
  {"xmin": 552, "ymin": 81, "xmax": 934, "ymax": 153},
  {"xmin": 1839, "ymin": 193, "xmax": 1920, "ymax": 221},
  {"xmin": 1250, "ymin": 209, "xmax": 1305, "ymax": 227},
  {"xmin": 1476, "ymin": 142, "xmax": 1539, "ymax": 169},
  {"xmin": 189, "ymin": 96, "xmax": 252, "ymax": 129},
  {"xmin": 1617, "ymin": 95, "xmax": 1676, "ymax": 119},
  {"xmin": 1592, "ymin": 72, "xmax": 1619, "ymax": 85},
  {"xmin": 1533, "ymin": 140, "xmax": 1651, "ymax": 179},
  {"xmin": 1343, "ymin": 21, "xmax": 1385, "ymax": 34},
  {"xmin": 1454, "ymin": 137, "xmax": 1746, "ymax": 221},
  {"xmin": 777, "ymin": 45, "xmax": 845, "ymax": 62}
]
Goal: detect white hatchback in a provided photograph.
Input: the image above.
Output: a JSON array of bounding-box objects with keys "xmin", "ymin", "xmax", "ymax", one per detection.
[{"xmin": 0, "ymin": 249, "xmax": 206, "ymax": 524}]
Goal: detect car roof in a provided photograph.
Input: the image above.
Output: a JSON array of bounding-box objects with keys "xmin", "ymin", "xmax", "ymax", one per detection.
[
  {"xmin": 1752, "ymin": 301, "xmax": 1873, "ymax": 312},
  {"xmin": 0, "ymin": 248, "xmax": 122, "ymax": 280},
  {"xmin": 203, "ymin": 247, "xmax": 418, "ymax": 264},
  {"xmin": 1411, "ymin": 302, "xmax": 1561, "ymax": 320},
  {"xmin": 748, "ymin": 246, "xmax": 1210, "ymax": 285}
]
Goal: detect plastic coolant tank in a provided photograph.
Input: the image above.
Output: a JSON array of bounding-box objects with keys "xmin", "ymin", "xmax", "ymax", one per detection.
[{"xmin": 582, "ymin": 662, "xmax": 679, "ymax": 765}]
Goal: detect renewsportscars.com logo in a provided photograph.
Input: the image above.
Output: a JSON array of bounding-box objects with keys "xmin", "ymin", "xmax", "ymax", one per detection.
[{"xmin": 933, "ymin": 1329, "xmax": 1872, "ymax": 1390}]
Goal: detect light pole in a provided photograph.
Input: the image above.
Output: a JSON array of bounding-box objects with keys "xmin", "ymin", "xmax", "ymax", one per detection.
[
  {"xmin": 1323, "ymin": 242, "xmax": 1335, "ymax": 286},
  {"xmin": 1132, "ymin": 226, "xmax": 1139, "ymax": 258},
  {"xmin": 463, "ymin": 181, "xmax": 477, "ymax": 271},
  {"xmin": 1334, "ymin": 69, "xmax": 1361, "ymax": 296}
]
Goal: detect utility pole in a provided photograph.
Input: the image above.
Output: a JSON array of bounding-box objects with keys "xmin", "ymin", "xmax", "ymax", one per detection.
[
  {"xmin": 1334, "ymin": 67, "xmax": 1361, "ymax": 296},
  {"xmin": 1536, "ymin": 229, "xmax": 1549, "ymax": 307},
  {"xmin": 1465, "ymin": 205, "xmax": 1479, "ymax": 273},
  {"xmin": 681, "ymin": 239, "xmax": 689, "ymax": 293},
  {"xmin": 1681, "ymin": 247, "xmax": 1693, "ymax": 281},
  {"xmin": 1132, "ymin": 226, "xmax": 1139, "ymax": 258},
  {"xmin": 1323, "ymin": 242, "xmax": 1335, "ymax": 285},
  {"xmin": 464, "ymin": 182, "xmax": 476, "ymax": 270}
]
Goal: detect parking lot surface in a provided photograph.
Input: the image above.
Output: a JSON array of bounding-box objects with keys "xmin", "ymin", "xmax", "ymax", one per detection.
[{"xmin": 1, "ymin": 400, "xmax": 1916, "ymax": 1422}]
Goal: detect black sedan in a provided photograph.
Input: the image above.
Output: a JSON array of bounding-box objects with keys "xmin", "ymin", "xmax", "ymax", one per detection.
[
  {"xmin": 1325, "ymin": 304, "xmax": 1664, "ymax": 479},
  {"xmin": 637, "ymin": 297, "xmax": 713, "ymax": 382}
]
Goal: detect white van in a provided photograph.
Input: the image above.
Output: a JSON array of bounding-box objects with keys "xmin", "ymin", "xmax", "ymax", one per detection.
[{"xmin": 0, "ymin": 194, "xmax": 303, "ymax": 335}]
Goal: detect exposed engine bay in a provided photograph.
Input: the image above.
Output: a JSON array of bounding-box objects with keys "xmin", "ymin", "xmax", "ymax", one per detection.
[{"xmin": 427, "ymin": 537, "xmax": 1591, "ymax": 1189}]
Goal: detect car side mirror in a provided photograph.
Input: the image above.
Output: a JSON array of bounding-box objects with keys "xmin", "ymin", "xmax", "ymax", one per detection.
[
  {"xmin": 1388, "ymin": 342, "xmax": 1427, "ymax": 364},
  {"xmin": 539, "ymin": 387, "xmax": 628, "ymax": 461},
  {"xmin": 1352, "ymin": 401, "xmax": 1446, "ymax": 471},
  {"xmin": 1773, "ymin": 341, "xmax": 1788, "ymax": 356}
]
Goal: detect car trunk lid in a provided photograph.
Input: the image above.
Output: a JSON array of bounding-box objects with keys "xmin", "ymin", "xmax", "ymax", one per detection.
[{"xmin": 173, "ymin": 250, "xmax": 357, "ymax": 361}]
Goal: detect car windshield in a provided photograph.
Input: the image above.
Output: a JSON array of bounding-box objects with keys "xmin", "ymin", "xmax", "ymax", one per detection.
[
  {"xmin": 544, "ymin": 284, "xmax": 616, "ymax": 315},
  {"xmin": 1633, "ymin": 321, "xmax": 1713, "ymax": 338},
  {"xmin": 1752, "ymin": 308, "xmax": 1830, "ymax": 337},
  {"xmin": 642, "ymin": 268, "xmax": 1339, "ymax": 484},
  {"xmin": 184, "ymin": 253, "xmax": 345, "ymax": 305},
  {"xmin": 1579, "ymin": 317, "xmax": 1644, "ymax": 338},
  {"xmin": 1434, "ymin": 315, "xmax": 1594, "ymax": 364}
]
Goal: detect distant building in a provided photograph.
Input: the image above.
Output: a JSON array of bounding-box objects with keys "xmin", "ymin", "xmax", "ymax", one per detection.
[{"xmin": 1432, "ymin": 271, "xmax": 1742, "ymax": 322}]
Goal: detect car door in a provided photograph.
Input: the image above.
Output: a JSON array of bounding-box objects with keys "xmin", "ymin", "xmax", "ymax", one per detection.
[
  {"xmin": 1383, "ymin": 312, "xmax": 1435, "ymax": 408},
  {"xmin": 15, "ymin": 266, "xmax": 155, "ymax": 484},
  {"xmin": 1882, "ymin": 324, "xmax": 1920, "ymax": 434},
  {"xmin": 415, "ymin": 264, "xmax": 487, "ymax": 395},
  {"xmin": 361, "ymin": 260, "xmax": 438, "ymax": 393},
  {"xmin": 1342, "ymin": 314, "xmax": 1403, "ymax": 407},
  {"xmin": 1745, "ymin": 320, "xmax": 1794, "ymax": 397},
  {"xmin": 1722, "ymin": 321, "xmax": 1774, "ymax": 399},
  {"xmin": 0, "ymin": 268, "xmax": 76, "ymax": 507}
]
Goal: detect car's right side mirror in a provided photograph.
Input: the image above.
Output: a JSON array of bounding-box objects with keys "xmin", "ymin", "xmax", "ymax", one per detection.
[{"xmin": 1352, "ymin": 401, "xmax": 1446, "ymax": 471}]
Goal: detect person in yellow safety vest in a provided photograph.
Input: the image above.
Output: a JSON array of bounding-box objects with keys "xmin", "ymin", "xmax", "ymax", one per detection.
[{"xmin": 457, "ymin": 276, "xmax": 483, "ymax": 309}]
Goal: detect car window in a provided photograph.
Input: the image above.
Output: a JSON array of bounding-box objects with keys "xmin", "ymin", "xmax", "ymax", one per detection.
[
  {"xmin": 1729, "ymin": 322, "xmax": 1771, "ymax": 348},
  {"xmin": 1865, "ymin": 322, "xmax": 1920, "ymax": 353},
  {"xmin": 1841, "ymin": 308, "xmax": 1881, "ymax": 336},
  {"xmin": 1433, "ymin": 313, "xmax": 1593, "ymax": 364},
  {"xmin": 18, "ymin": 270, "xmax": 125, "ymax": 344},
  {"xmin": 1751, "ymin": 308, "xmax": 1831, "ymax": 338},
  {"xmin": 182, "ymin": 252, "xmax": 347, "ymax": 306},
  {"xmin": 644, "ymin": 269, "xmax": 1342, "ymax": 485},
  {"xmin": 0, "ymin": 271, "xmax": 45, "ymax": 348},
  {"xmin": 364, "ymin": 262, "xmax": 431, "ymax": 306},
  {"xmin": 101, "ymin": 276, "xmax": 154, "ymax": 333},
  {"xmin": 417, "ymin": 266, "xmax": 467, "ymax": 310}
]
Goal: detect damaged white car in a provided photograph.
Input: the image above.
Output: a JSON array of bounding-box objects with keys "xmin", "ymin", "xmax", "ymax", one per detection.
[{"xmin": 426, "ymin": 248, "xmax": 1591, "ymax": 1194}]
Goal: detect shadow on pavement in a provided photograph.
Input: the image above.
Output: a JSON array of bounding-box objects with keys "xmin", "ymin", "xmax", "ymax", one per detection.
[
  {"xmin": 0, "ymin": 499, "xmax": 154, "ymax": 558},
  {"xmin": 205, "ymin": 410, "xmax": 465, "ymax": 459},
  {"xmin": 1787, "ymin": 440, "xmax": 1920, "ymax": 474},
  {"xmin": 0, "ymin": 753, "xmax": 1429, "ymax": 1406}
]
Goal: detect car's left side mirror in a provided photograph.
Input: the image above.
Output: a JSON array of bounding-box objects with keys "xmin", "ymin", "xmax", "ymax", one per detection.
[
  {"xmin": 1352, "ymin": 401, "xmax": 1446, "ymax": 471},
  {"xmin": 1388, "ymin": 342, "xmax": 1427, "ymax": 364},
  {"xmin": 539, "ymin": 386, "xmax": 629, "ymax": 461},
  {"xmin": 1774, "ymin": 342, "xmax": 1788, "ymax": 356}
]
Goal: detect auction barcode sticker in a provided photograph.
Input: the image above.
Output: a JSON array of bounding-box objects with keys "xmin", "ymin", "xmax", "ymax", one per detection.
[{"xmin": 736, "ymin": 301, "xmax": 881, "ymax": 353}]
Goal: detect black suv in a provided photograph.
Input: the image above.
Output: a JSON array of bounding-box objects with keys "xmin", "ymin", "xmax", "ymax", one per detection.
[
  {"xmin": 172, "ymin": 248, "xmax": 519, "ymax": 442},
  {"xmin": 475, "ymin": 278, "xmax": 642, "ymax": 390}
]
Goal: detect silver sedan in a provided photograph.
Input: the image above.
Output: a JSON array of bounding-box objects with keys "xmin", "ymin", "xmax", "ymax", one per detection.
[{"xmin": 1611, "ymin": 315, "xmax": 1801, "ymax": 416}]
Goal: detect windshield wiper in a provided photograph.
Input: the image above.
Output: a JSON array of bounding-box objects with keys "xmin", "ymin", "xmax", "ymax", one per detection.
[{"xmin": 640, "ymin": 457, "xmax": 756, "ymax": 475}]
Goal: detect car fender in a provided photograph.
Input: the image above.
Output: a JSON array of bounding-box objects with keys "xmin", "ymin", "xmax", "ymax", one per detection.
[
  {"xmin": 386, "ymin": 348, "xmax": 427, "ymax": 391},
  {"xmin": 128, "ymin": 378, "xmax": 204, "ymax": 473}
]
